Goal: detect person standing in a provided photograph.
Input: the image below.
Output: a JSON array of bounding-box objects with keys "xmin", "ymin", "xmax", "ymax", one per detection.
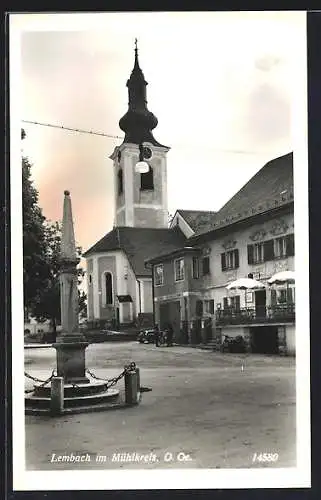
[
  {"xmin": 166, "ymin": 323, "xmax": 174, "ymax": 347},
  {"xmin": 154, "ymin": 324, "xmax": 160, "ymax": 347}
]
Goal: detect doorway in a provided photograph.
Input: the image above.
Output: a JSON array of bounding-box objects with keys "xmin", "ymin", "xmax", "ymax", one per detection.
[
  {"xmin": 250, "ymin": 326, "xmax": 279, "ymax": 354},
  {"xmin": 159, "ymin": 301, "xmax": 181, "ymax": 340},
  {"xmin": 255, "ymin": 290, "xmax": 266, "ymax": 318}
]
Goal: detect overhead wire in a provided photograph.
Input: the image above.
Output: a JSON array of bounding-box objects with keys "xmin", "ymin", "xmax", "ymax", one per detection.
[{"xmin": 21, "ymin": 119, "xmax": 270, "ymax": 156}]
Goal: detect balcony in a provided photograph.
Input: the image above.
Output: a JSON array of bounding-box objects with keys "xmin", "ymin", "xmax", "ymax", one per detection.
[{"xmin": 216, "ymin": 304, "xmax": 295, "ymax": 326}]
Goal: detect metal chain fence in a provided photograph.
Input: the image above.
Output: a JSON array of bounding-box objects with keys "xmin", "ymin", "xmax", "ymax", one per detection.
[
  {"xmin": 24, "ymin": 370, "xmax": 57, "ymax": 394},
  {"xmin": 86, "ymin": 361, "xmax": 137, "ymax": 390},
  {"xmin": 24, "ymin": 362, "xmax": 137, "ymax": 394}
]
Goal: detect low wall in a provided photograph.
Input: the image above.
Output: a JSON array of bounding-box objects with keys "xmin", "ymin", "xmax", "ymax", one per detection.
[{"xmin": 84, "ymin": 330, "xmax": 138, "ymax": 343}]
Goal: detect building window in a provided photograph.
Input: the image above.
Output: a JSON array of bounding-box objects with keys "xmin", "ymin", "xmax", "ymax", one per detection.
[
  {"xmin": 253, "ymin": 243, "xmax": 264, "ymax": 263},
  {"xmin": 274, "ymin": 237, "xmax": 287, "ymax": 258},
  {"xmin": 204, "ymin": 299, "xmax": 215, "ymax": 314},
  {"xmin": 174, "ymin": 258, "xmax": 184, "ymax": 282},
  {"xmin": 285, "ymin": 233, "xmax": 295, "ymax": 256},
  {"xmin": 192, "ymin": 256, "xmax": 199, "ymax": 279},
  {"xmin": 221, "ymin": 249, "xmax": 239, "ymax": 271},
  {"xmin": 140, "ymin": 166, "xmax": 154, "ymax": 191},
  {"xmin": 118, "ymin": 169, "xmax": 123, "ymax": 195},
  {"xmin": 248, "ymin": 236, "xmax": 293, "ymax": 265},
  {"xmin": 223, "ymin": 296, "xmax": 240, "ymax": 311},
  {"xmin": 272, "ymin": 287, "xmax": 294, "ymax": 305},
  {"xmin": 278, "ymin": 289, "xmax": 287, "ymax": 304},
  {"xmin": 154, "ymin": 264, "xmax": 164, "ymax": 286},
  {"xmin": 202, "ymin": 256, "xmax": 210, "ymax": 275},
  {"xmin": 230, "ymin": 296, "xmax": 240, "ymax": 311},
  {"xmin": 105, "ymin": 272, "xmax": 113, "ymax": 305}
]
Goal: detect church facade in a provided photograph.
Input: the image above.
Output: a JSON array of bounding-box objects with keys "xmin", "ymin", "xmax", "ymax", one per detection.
[{"xmin": 83, "ymin": 44, "xmax": 188, "ymax": 327}]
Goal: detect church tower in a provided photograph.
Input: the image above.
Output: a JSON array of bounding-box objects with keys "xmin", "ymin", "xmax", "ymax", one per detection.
[{"xmin": 110, "ymin": 41, "xmax": 169, "ymax": 228}]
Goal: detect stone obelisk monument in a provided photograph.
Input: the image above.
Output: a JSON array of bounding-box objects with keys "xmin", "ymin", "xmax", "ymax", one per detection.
[{"xmin": 53, "ymin": 190, "xmax": 89, "ymax": 384}]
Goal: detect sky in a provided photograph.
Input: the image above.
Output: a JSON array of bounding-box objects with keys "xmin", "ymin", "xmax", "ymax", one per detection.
[{"xmin": 16, "ymin": 11, "xmax": 306, "ymax": 254}]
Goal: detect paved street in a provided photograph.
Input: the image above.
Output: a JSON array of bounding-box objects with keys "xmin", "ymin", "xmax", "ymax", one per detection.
[{"xmin": 25, "ymin": 341, "xmax": 296, "ymax": 470}]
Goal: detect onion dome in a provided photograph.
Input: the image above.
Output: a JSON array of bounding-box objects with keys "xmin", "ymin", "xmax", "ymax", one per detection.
[{"xmin": 119, "ymin": 40, "xmax": 165, "ymax": 147}]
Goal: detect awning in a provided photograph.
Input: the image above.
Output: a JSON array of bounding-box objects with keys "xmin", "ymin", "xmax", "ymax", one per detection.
[
  {"xmin": 226, "ymin": 278, "xmax": 265, "ymax": 290},
  {"xmin": 117, "ymin": 295, "xmax": 133, "ymax": 303},
  {"xmin": 268, "ymin": 271, "xmax": 295, "ymax": 285}
]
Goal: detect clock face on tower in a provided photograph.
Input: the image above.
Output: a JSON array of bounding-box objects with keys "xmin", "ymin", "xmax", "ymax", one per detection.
[{"xmin": 143, "ymin": 147, "xmax": 152, "ymax": 159}]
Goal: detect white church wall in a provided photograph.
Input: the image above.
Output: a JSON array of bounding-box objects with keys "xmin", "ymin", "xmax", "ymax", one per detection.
[
  {"xmin": 116, "ymin": 208, "xmax": 126, "ymax": 226},
  {"xmin": 86, "ymin": 258, "xmax": 94, "ymax": 320},
  {"xmin": 92, "ymin": 256, "xmax": 100, "ymax": 318},
  {"xmin": 133, "ymin": 207, "xmax": 168, "ymax": 228},
  {"xmin": 98, "ymin": 255, "xmax": 117, "ymax": 318},
  {"xmin": 124, "ymin": 258, "xmax": 139, "ymax": 321}
]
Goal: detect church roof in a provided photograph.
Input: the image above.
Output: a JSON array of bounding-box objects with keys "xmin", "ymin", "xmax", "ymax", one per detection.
[
  {"xmin": 176, "ymin": 209, "xmax": 218, "ymax": 232},
  {"xmin": 190, "ymin": 152, "xmax": 294, "ymax": 238},
  {"xmin": 83, "ymin": 226, "xmax": 187, "ymax": 277}
]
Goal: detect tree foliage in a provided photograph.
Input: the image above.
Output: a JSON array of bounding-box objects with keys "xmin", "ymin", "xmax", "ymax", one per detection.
[
  {"xmin": 22, "ymin": 154, "xmax": 49, "ymax": 316},
  {"xmin": 22, "ymin": 129, "xmax": 87, "ymax": 331}
]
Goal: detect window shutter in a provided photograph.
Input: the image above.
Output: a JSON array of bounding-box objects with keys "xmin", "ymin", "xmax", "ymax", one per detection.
[
  {"xmin": 264, "ymin": 239, "xmax": 274, "ymax": 261},
  {"xmin": 235, "ymin": 295, "xmax": 240, "ymax": 311},
  {"xmin": 221, "ymin": 253, "xmax": 226, "ymax": 271},
  {"xmin": 247, "ymin": 244, "xmax": 254, "ymax": 265},
  {"xmin": 223, "ymin": 297, "xmax": 228, "ymax": 310},
  {"xmin": 196, "ymin": 300, "xmax": 203, "ymax": 316},
  {"xmin": 209, "ymin": 299, "xmax": 214, "ymax": 314},
  {"xmin": 234, "ymin": 249, "xmax": 239, "ymax": 268},
  {"xmin": 202, "ymin": 256, "xmax": 210, "ymax": 275},
  {"xmin": 286, "ymin": 234, "xmax": 295, "ymax": 257}
]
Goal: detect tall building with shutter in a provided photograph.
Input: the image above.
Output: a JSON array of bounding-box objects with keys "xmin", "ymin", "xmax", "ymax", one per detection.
[{"xmin": 147, "ymin": 152, "xmax": 295, "ymax": 355}]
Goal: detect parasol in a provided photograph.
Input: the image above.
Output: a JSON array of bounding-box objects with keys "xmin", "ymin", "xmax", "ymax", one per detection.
[
  {"xmin": 268, "ymin": 270, "xmax": 295, "ymax": 285},
  {"xmin": 226, "ymin": 278, "xmax": 265, "ymax": 309}
]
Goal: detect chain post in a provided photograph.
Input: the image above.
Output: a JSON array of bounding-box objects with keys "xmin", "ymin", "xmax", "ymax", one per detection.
[
  {"xmin": 124, "ymin": 368, "xmax": 138, "ymax": 405},
  {"xmin": 50, "ymin": 377, "xmax": 64, "ymax": 416},
  {"xmin": 135, "ymin": 367, "xmax": 141, "ymax": 403}
]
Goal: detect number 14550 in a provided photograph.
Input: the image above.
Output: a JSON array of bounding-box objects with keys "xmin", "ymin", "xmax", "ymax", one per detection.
[{"xmin": 252, "ymin": 452, "xmax": 279, "ymax": 463}]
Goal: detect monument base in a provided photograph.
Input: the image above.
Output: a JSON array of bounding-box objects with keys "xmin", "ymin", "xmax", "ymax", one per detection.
[{"xmin": 53, "ymin": 336, "xmax": 89, "ymax": 384}]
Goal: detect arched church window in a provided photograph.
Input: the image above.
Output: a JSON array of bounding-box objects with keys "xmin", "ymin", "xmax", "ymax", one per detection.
[
  {"xmin": 105, "ymin": 272, "xmax": 113, "ymax": 305},
  {"xmin": 140, "ymin": 165, "xmax": 154, "ymax": 191},
  {"xmin": 118, "ymin": 169, "xmax": 124, "ymax": 195}
]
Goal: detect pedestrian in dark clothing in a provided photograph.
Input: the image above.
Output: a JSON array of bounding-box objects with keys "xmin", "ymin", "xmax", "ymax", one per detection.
[
  {"xmin": 166, "ymin": 323, "xmax": 174, "ymax": 347},
  {"xmin": 154, "ymin": 324, "xmax": 160, "ymax": 347}
]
